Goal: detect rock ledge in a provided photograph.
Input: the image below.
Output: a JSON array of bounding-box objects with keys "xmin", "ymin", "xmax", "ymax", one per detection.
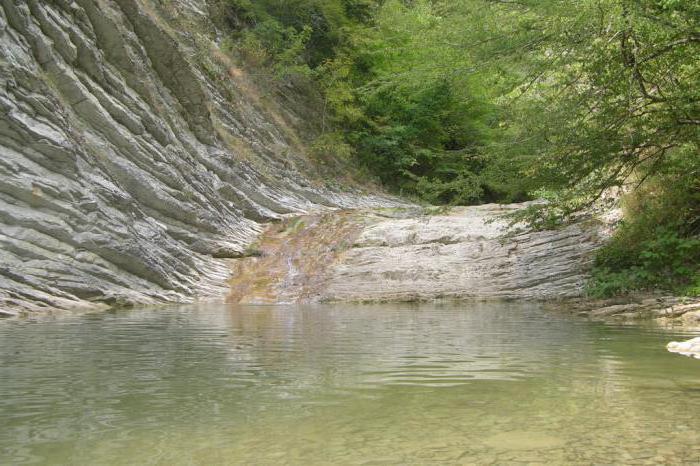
[{"xmin": 227, "ymin": 205, "xmax": 606, "ymax": 304}]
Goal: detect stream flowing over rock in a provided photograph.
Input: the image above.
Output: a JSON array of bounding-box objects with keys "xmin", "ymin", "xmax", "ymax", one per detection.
[{"xmin": 0, "ymin": 0, "xmax": 399, "ymax": 314}]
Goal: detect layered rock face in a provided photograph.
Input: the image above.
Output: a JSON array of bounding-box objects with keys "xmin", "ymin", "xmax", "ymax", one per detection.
[
  {"xmin": 324, "ymin": 205, "xmax": 604, "ymax": 301},
  {"xmin": 228, "ymin": 205, "xmax": 606, "ymax": 304},
  {"xmin": 0, "ymin": 0, "xmax": 396, "ymax": 314}
]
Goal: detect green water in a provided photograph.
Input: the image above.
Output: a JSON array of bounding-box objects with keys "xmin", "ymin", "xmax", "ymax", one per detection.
[{"xmin": 1, "ymin": 302, "xmax": 699, "ymax": 465}]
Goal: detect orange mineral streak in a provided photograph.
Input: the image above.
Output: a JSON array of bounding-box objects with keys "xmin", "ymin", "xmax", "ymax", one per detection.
[{"xmin": 227, "ymin": 211, "xmax": 368, "ymax": 304}]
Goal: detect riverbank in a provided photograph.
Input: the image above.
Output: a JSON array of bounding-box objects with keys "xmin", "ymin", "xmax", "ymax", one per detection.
[
  {"xmin": 225, "ymin": 205, "xmax": 700, "ymax": 333},
  {"xmin": 559, "ymin": 295, "xmax": 700, "ymax": 329}
]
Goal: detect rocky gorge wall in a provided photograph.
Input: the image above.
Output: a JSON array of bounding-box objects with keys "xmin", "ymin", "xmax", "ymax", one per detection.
[
  {"xmin": 0, "ymin": 1, "xmax": 615, "ymax": 315},
  {"xmin": 0, "ymin": 0, "xmax": 398, "ymax": 315}
]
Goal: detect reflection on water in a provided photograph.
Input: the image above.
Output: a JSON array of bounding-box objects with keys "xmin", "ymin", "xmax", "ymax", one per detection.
[{"xmin": 1, "ymin": 302, "xmax": 699, "ymax": 465}]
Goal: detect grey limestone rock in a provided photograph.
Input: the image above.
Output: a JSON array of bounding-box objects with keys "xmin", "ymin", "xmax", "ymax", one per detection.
[
  {"xmin": 227, "ymin": 205, "xmax": 608, "ymax": 304},
  {"xmin": 321, "ymin": 205, "xmax": 604, "ymax": 301},
  {"xmin": 0, "ymin": 0, "xmax": 399, "ymax": 313},
  {"xmin": 667, "ymin": 337, "xmax": 700, "ymax": 360}
]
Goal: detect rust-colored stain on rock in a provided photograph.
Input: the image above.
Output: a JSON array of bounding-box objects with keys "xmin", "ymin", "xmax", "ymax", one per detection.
[{"xmin": 227, "ymin": 211, "xmax": 370, "ymax": 304}]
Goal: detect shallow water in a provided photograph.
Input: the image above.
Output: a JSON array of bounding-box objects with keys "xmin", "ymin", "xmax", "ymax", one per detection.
[{"xmin": 1, "ymin": 302, "xmax": 699, "ymax": 465}]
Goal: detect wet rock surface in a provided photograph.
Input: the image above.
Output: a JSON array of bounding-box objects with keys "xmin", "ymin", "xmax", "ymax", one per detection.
[
  {"xmin": 564, "ymin": 296, "xmax": 700, "ymax": 329},
  {"xmin": 559, "ymin": 296, "xmax": 700, "ymax": 358},
  {"xmin": 667, "ymin": 337, "xmax": 700, "ymax": 359},
  {"xmin": 228, "ymin": 205, "xmax": 607, "ymax": 303},
  {"xmin": 0, "ymin": 0, "xmax": 400, "ymax": 314}
]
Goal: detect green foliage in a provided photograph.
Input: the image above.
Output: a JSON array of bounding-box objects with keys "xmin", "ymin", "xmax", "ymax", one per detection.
[
  {"xmin": 496, "ymin": 0, "xmax": 700, "ymax": 223},
  {"xmin": 588, "ymin": 168, "xmax": 700, "ymax": 297},
  {"xmin": 221, "ymin": 8, "xmax": 313, "ymax": 76},
  {"xmin": 210, "ymin": 0, "xmax": 699, "ymax": 296},
  {"xmin": 216, "ymin": 0, "xmax": 510, "ymax": 204},
  {"xmin": 469, "ymin": 0, "xmax": 699, "ymax": 296},
  {"xmin": 217, "ymin": 0, "xmax": 377, "ymax": 73},
  {"xmin": 349, "ymin": 79, "xmax": 494, "ymax": 203},
  {"xmin": 589, "ymin": 229, "xmax": 700, "ymax": 297},
  {"xmin": 310, "ymin": 132, "xmax": 355, "ymax": 164},
  {"xmin": 319, "ymin": 0, "xmax": 509, "ymax": 204}
]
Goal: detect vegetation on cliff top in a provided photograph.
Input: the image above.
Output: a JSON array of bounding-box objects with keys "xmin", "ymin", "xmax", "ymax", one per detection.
[{"xmin": 211, "ymin": 0, "xmax": 699, "ymax": 296}]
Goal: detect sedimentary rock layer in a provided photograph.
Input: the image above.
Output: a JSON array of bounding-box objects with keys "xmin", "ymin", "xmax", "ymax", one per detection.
[
  {"xmin": 0, "ymin": 0, "xmax": 397, "ymax": 314},
  {"xmin": 228, "ymin": 205, "xmax": 606, "ymax": 304},
  {"xmin": 324, "ymin": 205, "xmax": 604, "ymax": 301}
]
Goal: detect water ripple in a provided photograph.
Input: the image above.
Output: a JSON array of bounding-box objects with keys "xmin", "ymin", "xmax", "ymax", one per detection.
[{"xmin": 1, "ymin": 302, "xmax": 699, "ymax": 465}]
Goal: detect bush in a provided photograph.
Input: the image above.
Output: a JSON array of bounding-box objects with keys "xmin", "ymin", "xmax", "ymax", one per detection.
[
  {"xmin": 310, "ymin": 132, "xmax": 355, "ymax": 165},
  {"xmin": 589, "ymin": 228, "xmax": 700, "ymax": 297},
  {"xmin": 588, "ymin": 168, "xmax": 700, "ymax": 297},
  {"xmin": 216, "ymin": 0, "xmax": 369, "ymax": 72}
]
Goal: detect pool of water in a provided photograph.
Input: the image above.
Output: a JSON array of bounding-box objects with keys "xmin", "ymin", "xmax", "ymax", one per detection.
[{"xmin": 1, "ymin": 302, "xmax": 699, "ymax": 465}]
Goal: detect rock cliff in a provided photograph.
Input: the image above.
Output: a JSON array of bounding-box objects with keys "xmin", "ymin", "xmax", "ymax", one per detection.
[
  {"xmin": 227, "ymin": 205, "xmax": 607, "ymax": 304},
  {"xmin": 0, "ymin": 0, "xmax": 397, "ymax": 314}
]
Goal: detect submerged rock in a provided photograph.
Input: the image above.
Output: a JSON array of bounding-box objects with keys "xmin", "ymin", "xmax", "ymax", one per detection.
[
  {"xmin": 568, "ymin": 297, "xmax": 700, "ymax": 328},
  {"xmin": 667, "ymin": 338, "xmax": 700, "ymax": 359}
]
